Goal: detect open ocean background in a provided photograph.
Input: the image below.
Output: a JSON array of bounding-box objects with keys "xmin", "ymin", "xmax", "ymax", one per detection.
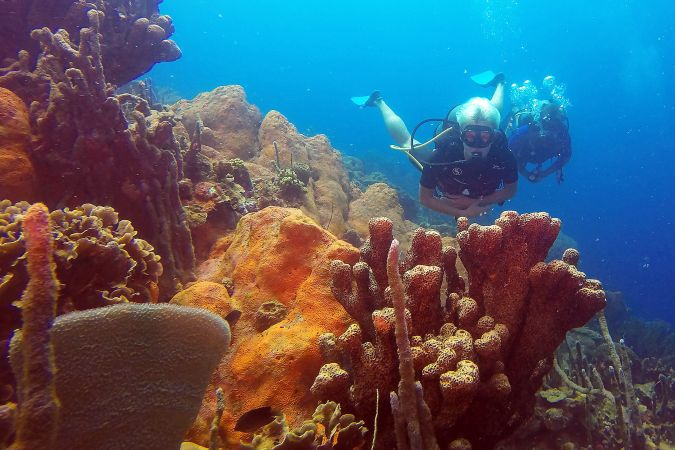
[{"xmin": 149, "ymin": 0, "xmax": 674, "ymax": 325}]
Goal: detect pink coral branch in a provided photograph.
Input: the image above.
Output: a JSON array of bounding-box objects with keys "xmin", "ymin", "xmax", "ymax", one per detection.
[
  {"xmin": 12, "ymin": 203, "xmax": 59, "ymax": 450},
  {"xmin": 387, "ymin": 239, "xmax": 424, "ymax": 450}
]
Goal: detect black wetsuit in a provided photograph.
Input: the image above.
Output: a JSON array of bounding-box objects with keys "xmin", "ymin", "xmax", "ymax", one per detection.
[
  {"xmin": 417, "ymin": 130, "xmax": 518, "ymax": 199},
  {"xmin": 508, "ymin": 122, "xmax": 572, "ymax": 180}
]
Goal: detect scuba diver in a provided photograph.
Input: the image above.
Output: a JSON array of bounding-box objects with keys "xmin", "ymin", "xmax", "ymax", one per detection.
[
  {"xmin": 351, "ymin": 71, "xmax": 517, "ymax": 218},
  {"xmin": 507, "ymin": 76, "xmax": 572, "ymax": 183}
]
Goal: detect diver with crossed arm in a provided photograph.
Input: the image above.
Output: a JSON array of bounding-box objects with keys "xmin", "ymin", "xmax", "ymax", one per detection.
[
  {"xmin": 352, "ymin": 71, "xmax": 517, "ymax": 218},
  {"xmin": 506, "ymin": 76, "xmax": 572, "ymax": 183}
]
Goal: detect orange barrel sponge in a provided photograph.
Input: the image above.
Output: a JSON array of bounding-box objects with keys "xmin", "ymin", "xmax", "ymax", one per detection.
[{"xmin": 0, "ymin": 88, "xmax": 36, "ymax": 201}]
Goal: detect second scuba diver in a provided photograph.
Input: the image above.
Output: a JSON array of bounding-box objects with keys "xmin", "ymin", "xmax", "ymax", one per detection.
[{"xmin": 507, "ymin": 76, "xmax": 572, "ymax": 183}]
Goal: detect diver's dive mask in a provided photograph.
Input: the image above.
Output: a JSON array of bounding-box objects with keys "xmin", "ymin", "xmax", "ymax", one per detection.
[{"xmin": 461, "ymin": 125, "xmax": 495, "ymax": 148}]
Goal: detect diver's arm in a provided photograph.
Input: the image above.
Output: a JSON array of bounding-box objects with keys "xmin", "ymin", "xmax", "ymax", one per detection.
[
  {"xmin": 419, "ymin": 186, "xmax": 487, "ymax": 218},
  {"xmin": 478, "ymin": 182, "xmax": 517, "ymax": 206},
  {"xmin": 537, "ymin": 142, "xmax": 572, "ymax": 179},
  {"xmin": 517, "ymin": 161, "xmax": 532, "ymax": 179}
]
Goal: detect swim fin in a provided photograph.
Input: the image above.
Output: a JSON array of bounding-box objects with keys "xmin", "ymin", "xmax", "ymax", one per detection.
[
  {"xmin": 350, "ymin": 90, "xmax": 382, "ymax": 107},
  {"xmin": 470, "ymin": 70, "xmax": 504, "ymax": 87}
]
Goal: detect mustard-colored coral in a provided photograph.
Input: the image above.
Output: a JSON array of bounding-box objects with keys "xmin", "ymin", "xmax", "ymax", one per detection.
[
  {"xmin": 240, "ymin": 401, "xmax": 367, "ymax": 450},
  {"xmin": 0, "ymin": 201, "xmax": 162, "ymax": 315}
]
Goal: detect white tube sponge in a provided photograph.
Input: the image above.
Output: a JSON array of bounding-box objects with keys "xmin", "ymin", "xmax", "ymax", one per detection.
[{"xmin": 49, "ymin": 303, "xmax": 230, "ymax": 450}]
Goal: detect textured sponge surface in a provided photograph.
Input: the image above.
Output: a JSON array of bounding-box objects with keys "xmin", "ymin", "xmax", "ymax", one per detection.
[{"xmin": 50, "ymin": 303, "xmax": 230, "ymax": 450}]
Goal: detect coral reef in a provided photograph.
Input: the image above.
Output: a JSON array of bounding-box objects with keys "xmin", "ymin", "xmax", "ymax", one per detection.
[
  {"xmin": 346, "ymin": 182, "xmax": 419, "ymax": 249},
  {"xmin": 499, "ymin": 257, "xmax": 671, "ymax": 448},
  {"xmin": 255, "ymin": 110, "xmax": 353, "ymax": 235},
  {"xmin": 0, "ymin": 7, "xmax": 194, "ymax": 297},
  {"xmin": 0, "ymin": 0, "xmax": 180, "ymax": 87},
  {"xmin": 0, "ymin": 200, "xmax": 162, "ymax": 336},
  {"xmin": 0, "ymin": 200, "xmax": 163, "ymax": 405},
  {"xmin": 312, "ymin": 211, "xmax": 606, "ymax": 449},
  {"xmin": 240, "ymin": 401, "xmax": 367, "ymax": 450},
  {"xmin": 5, "ymin": 202, "xmax": 230, "ymax": 450},
  {"xmin": 602, "ymin": 291, "xmax": 675, "ymax": 365},
  {"xmin": 175, "ymin": 85, "xmax": 263, "ymax": 161},
  {"xmin": 502, "ymin": 322, "xmax": 674, "ymax": 449},
  {"xmin": 173, "ymin": 87, "xmax": 354, "ymax": 239}
]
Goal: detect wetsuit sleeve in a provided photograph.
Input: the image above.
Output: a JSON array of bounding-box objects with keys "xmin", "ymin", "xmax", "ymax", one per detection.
[
  {"xmin": 538, "ymin": 132, "xmax": 572, "ymax": 178},
  {"xmin": 560, "ymin": 134, "xmax": 572, "ymax": 161},
  {"xmin": 508, "ymin": 125, "xmax": 529, "ymax": 160},
  {"xmin": 420, "ymin": 164, "xmax": 439, "ymax": 189},
  {"xmin": 502, "ymin": 149, "xmax": 518, "ymax": 184}
]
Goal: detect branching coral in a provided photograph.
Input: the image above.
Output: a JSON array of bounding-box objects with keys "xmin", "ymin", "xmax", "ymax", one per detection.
[{"xmin": 313, "ymin": 212, "xmax": 606, "ymax": 449}]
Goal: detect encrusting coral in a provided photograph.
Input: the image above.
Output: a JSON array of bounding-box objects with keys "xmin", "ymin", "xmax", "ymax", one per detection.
[
  {"xmin": 312, "ymin": 211, "xmax": 606, "ymax": 449},
  {"xmin": 5, "ymin": 203, "xmax": 231, "ymax": 450}
]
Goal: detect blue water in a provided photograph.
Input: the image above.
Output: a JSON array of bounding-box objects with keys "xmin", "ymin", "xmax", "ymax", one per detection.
[{"xmin": 149, "ymin": 0, "xmax": 674, "ymax": 324}]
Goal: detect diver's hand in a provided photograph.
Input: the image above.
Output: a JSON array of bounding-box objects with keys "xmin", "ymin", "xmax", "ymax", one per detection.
[
  {"xmin": 445, "ymin": 195, "xmax": 478, "ymax": 209},
  {"xmin": 462, "ymin": 203, "xmax": 490, "ymax": 217}
]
